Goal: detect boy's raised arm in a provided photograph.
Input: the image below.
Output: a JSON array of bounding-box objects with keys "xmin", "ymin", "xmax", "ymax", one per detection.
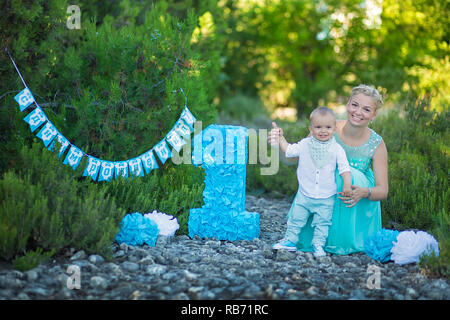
[{"xmin": 270, "ymin": 122, "xmax": 289, "ymax": 154}]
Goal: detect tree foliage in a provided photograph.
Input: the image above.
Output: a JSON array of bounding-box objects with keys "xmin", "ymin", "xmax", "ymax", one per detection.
[{"xmin": 218, "ymin": 0, "xmax": 449, "ymax": 116}]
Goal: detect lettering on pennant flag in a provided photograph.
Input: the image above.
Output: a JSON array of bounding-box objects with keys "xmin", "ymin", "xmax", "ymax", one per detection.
[
  {"xmin": 166, "ymin": 129, "xmax": 186, "ymax": 153},
  {"xmin": 127, "ymin": 158, "xmax": 144, "ymax": 177},
  {"xmin": 83, "ymin": 156, "xmax": 102, "ymax": 181},
  {"xmin": 180, "ymin": 107, "xmax": 196, "ymax": 130},
  {"xmin": 48, "ymin": 134, "xmax": 70, "ymax": 158},
  {"xmin": 14, "ymin": 88, "xmax": 35, "ymax": 112},
  {"xmin": 115, "ymin": 161, "xmax": 129, "ymax": 179},
  {"xmin": 154, "ymin": 140, "xmax": 171, "ymax": 165},
  {"xmin": 36, "ymin": 122, "xmax": 58, "ymax": 147},
  {"xmin": 98, "ymin": 161, "xmax": 115, "ymax": 182},
  {"xmin": 63, "ymin": 145, "xmax": 84, "ymax": 170},
  {"xmin": 174, "ymin": 118, "xmax": 192, "ymax": 138},
  {"xmin": 23, "ymin": 107, "xmax": 47, "ymax": 132},
  {"xmin": 140, "ymin": 149, "xmax": 159, "ymax": 174}
]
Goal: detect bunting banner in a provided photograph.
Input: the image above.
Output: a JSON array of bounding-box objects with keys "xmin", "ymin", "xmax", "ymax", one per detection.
[
  {"xmin": 6, "ymin": 47, "xmax": 197, "ymax": 182},
  {"xmin": 13, "ymin": 86, "xmax": 196, "ymax": 182}
]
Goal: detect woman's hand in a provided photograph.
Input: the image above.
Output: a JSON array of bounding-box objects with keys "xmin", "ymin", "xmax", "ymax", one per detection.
[{"xmin": 337, "ymin": 185, "xmax": 368, "ymax": 208}]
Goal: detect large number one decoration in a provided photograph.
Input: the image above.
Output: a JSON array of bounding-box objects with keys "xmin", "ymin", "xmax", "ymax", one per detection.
[{"xmin": 188, "ymin": 124, "xmax": 260, "ymax": 241}]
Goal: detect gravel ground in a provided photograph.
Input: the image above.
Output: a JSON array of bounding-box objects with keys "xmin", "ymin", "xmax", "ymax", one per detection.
[{"xmin": 0, "ymin": 194, "xmax": 448, "ymax": 300}]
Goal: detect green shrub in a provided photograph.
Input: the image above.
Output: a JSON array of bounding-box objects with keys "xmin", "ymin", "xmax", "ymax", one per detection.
[
  {"xmin": 0, "ymin": 138, "xmax": 207, "ymax": 270},
  {"xmin": 0, "ymin": 142, "xmax": 125, "ymax": 269},
  {"xmin": 369, "ymin": 97, "xmax": 448, "ymax": 276},
  {"xmin": 101, "ymin": 163, "xmax": 205, "ymax": 235},
  {"xmin": 419, "ymin": 228, "xmax": 449, "ymax": 278},
  {"xmin": 0, "ymin": 1, "xmax": 220, "ymax": 270},
  {"xmin": 0, "ymin": 171, "xmax": 42, "ymax": 261},
  {"xmin": 372, "ymin": 99, "xmax": 448, "ymax": 229},
  {"xmin": 1, "ymin": 0, "xmax": 220, "ymax": 172},
  {"xmin": 380, "ymin": 152, "xmax": 447, "ymax": 230},
  {"xmin": 12, "ymin": 248, "xmax": 54, "ymax": 272}
]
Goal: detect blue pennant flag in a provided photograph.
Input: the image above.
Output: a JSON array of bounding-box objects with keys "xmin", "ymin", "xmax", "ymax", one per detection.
[
  {"xmin": 23, "ymin": 107, "xmax": 47, "ymax": 132},
  {"xmin": 48, "ymin": 133, "xmax": 70, "ymax": 158},
  {"xmin": 14, "ymin": 88, "xmax": 35, "ymax": 112},
  {"xmin": 115, "ymin": 161, "xmax": 129, "ymax": 179},
  {"xmin": 166, "ymin": 128, "xmax": 186, "ymax": 153},
  {"xmin": 180, "ymin": 106, "xmax": 196, "ymax": 130},
  {"xmin": 83, "ymin": 156, "xmax": 102, "ymax": 181},
  {"xmin": 140, "ymin": 149, "xmax": 159, "ymax": 174},
  {"xmin": 98, "ymin": 161, "xmax": 115, "ymax": 182},
  {"xmin": 174, "ymin": 118, "xmax": 192, "ymax": 138},
  {"xmin": 154, "ymin": 140, "xmax": 171, "ymax": 165},
  {"xmin": 36, "ymin": 122, "xmax": 58, "ymax": 147},
  {"xmin": 63, "ymin": 145, "xmax": 84, "ymax": 170},
  {"xmin": 127, "ymin": 157, "xmax": 144, "ymax": 177}
]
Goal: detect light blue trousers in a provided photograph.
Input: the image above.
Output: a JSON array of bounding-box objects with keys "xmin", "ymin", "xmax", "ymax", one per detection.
[{"xmin": 285, "ymin": 190, "xmax": 335, "ymax": 247}]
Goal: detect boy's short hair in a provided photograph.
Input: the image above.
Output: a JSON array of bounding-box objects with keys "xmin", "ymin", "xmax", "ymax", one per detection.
[{"xmin": 309, "ymin": 106, "xmax": 336, "ymax": 123}]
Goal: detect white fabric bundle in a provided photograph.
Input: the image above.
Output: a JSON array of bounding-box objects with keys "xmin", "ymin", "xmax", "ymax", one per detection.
[
  {"xmin": 390, "ymin": 230, "xmax": 439, "ymax": 265},
  {"xmin": 144, "ymin": 210, "xmax": 180, "ymax": 237}
]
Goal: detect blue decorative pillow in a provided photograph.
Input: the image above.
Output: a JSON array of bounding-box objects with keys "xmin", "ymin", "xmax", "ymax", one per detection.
[
  {"xmin": 116, "ymin": 212, "xmax": 159, "ymax": 247},
  {"xmin": 364, "ymin": 228, "xmax": 399, "ymax": 262}
]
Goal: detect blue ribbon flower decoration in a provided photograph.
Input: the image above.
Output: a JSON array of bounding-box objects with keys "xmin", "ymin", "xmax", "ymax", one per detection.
[
  {"xmin": 364, "ymin": 228, "xmax": 400, "ymax": 262},
  {"xmin": 116, "ymin": 212, "xmax": 159, "ymax": 247}
]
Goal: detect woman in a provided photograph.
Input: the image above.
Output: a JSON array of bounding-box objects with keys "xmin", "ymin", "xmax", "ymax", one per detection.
[{"xmin": 269, "ymin": 84, "xmax": 388, "ymax": 254}]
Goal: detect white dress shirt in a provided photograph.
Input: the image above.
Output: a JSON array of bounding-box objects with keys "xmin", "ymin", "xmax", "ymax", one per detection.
[{"xmin": 285, "ymin": 137, "xmax": 350, "ymax": 199}]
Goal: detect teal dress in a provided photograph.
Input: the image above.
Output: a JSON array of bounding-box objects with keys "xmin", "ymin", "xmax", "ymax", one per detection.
[{"xmin": 289, "ymin": 129, "xmax": 383, "ymax": 254}]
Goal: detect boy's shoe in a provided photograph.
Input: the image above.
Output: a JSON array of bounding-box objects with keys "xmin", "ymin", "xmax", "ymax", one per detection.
[
  {"xmin": 313, "ymin": 245, "xmax": 326, "ymax": 257},
  {"xmin": 273, "ymin": 239, "xmax": 297, "ymax": 251}
]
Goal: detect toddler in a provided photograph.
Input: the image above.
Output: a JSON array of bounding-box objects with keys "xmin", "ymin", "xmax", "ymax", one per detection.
[{"xmin": 270, "ymin": 107, "xmax": 351, "ymax": 257}]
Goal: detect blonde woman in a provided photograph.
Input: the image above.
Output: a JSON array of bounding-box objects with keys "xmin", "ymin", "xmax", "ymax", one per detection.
[{"xmin": 269, "ymin": 84, "xmax": 388, "ymax": 254}]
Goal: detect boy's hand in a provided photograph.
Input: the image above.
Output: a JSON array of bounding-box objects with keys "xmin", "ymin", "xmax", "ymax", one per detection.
[
  {"xmin": 268, "ymin": 122, "xmax": 283, "ymax": 146},
  {"xmin": 341, "ymin": 185, "xmax": 352, "ymax": 197},
  {"xmin": 338, "ymin": 185, "xmax": 366, "ymax": 208}
]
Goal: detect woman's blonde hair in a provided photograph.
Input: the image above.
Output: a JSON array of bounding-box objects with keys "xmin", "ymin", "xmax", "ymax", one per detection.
[{"xmin": 350, "ymin": 84, "xmax": 383, "ymax": 110}]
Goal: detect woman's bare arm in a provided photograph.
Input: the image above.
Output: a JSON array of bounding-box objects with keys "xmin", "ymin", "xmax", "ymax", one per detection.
[{"xmin": 369, "ymin": 140, "xmax": 389, "ymax": 200}]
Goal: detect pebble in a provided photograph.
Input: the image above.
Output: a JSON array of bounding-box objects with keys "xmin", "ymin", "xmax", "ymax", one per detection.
[
  {"xmin": 0, "ymin": 195, "xmax": 448, "ymax": 300},
  {"xmin": 90, "ymin": 276, "xmax": 108, "ymax": 290},
  {"xmin": 70, "ymin": 250, "xmax": 86, "ymax": 261},
  {"xmin": 88, "ymin": 255, "xmax": 105, "ymax": 265},
  {"xmin": 121, "ymin": 261, "xmax": 139, "ymax": 272}
]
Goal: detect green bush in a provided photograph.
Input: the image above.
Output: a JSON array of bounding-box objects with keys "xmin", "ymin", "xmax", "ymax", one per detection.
[
  {"xmin": 0, "ymin": 1, "xmax": 220, "ymax": 270},
  {"xmin": 101, "ymin": 164, "xmax": 205, "ymax": 235},
  {"xmin": 0, "ymin": 141, "xmax": 205, "ymax": 270},
  {"xmin": 419, "ymin": 224, "xmax": 450, "ymax": 278},
  {"xmin": 1, "ymin": 0, "xmax": 221, "ymax": 174},
  {"xmin": 372, "ymin": 99, "xmax": 448, "ymax": 231},
  {"xmin": 12, "ymin": 248, "xmax": 54, "ymax": 272},
  {"xmin": 372, "ymin": 98, "xmax": 449, "ymax": 277},
  {"xmin": 0, "ymin": 142, "xmax": 125, "ymax": 269}
]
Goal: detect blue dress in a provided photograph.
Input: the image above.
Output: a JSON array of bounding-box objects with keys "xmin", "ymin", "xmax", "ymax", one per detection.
[{"xmin": 289, "ymin": 129, "xmax": 383, "ymax": 254}]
